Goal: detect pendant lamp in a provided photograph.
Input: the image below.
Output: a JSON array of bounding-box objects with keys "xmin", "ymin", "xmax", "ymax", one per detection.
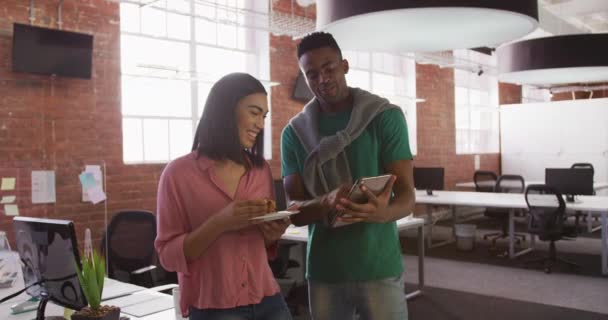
[
  {"xmin": 316, "ymin": 0, "xmax": 539, "ymax": 52},
  {"xmin": 497, "ymin": 33, "xmax": 608, "ymax": 85}
]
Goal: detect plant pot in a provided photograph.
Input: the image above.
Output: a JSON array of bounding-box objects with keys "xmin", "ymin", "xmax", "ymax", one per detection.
[{"xmin": 71, "ymin": 305, "xmax": 121, "ymax": 320}]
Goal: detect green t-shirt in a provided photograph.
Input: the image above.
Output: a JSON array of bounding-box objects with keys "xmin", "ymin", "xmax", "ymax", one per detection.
[{"xmin": 281, "ymin": 107, "xmax": 413, "ymax": 282}]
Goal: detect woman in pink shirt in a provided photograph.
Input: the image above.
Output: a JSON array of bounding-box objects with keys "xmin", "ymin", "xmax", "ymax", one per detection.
[{"xmin": 155, "ymin": 73, "xmax": 292, "ymax": 320}]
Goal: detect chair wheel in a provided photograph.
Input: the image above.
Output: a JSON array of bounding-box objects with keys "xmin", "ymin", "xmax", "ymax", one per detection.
[{"xmin": 544, "ymin": 267, "xmax": 551, "ymax": 274}]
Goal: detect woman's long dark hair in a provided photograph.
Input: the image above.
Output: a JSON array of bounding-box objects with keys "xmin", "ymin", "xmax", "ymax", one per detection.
[{"xmin": 192, "ymin": 73, "xmax": 267, "ymax": 167}]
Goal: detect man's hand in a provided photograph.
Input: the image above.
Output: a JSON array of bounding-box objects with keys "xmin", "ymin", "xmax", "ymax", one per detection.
[
  {"xmin": 320, "ymin": 184, "xmax": 350, "ymax": 211},
  {"xmin": 258, "ymin": 218, "xmax": 290, "ymax": 246},
  {"xmin": 336, "ymin": 175, "xmax": 396, "ymax": 224}
]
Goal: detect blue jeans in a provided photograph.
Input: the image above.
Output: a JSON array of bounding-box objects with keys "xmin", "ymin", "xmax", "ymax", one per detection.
[
  {"xmin": 308, "ymin": 274, "xmax": 408, "ymax": 320},
  {"xmin": 189, "ymin": 293, "xmax": 292, "ymax": 320}
]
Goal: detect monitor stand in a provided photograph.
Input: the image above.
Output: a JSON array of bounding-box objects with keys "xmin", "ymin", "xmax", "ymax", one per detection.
[
  {"xmin": 36, "ymin": 292, "xmax": 67, "ymax": 320},
  {"xmin": 565, "ymin": 194, "xmax": 582, "ymax": 203}
]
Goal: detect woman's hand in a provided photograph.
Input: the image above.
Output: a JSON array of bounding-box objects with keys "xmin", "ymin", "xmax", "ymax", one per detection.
[{"xmin": 213, "ymin": 199, "xmax": 268, "ymax": 232}]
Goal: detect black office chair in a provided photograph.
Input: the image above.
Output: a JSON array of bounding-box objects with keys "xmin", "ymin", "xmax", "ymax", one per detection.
[
  {"xmin": 571, "ymin": 163, "xmax": 594, "ymax": 177},
  {"xmin": 523, "ymin": 185, "xmax": 580, "ymax": 274},
  {"xmin": 101, "ymin": 210, "xmax": 176, "ymax": 288},
  {"xmin": 571, "ymin": 163, "xmax": 597, "ymax": 222},
  {"xmin": 482, "ymin": 175, "xmax": 527, "ymax": 246},
  {"xmin": 473, "ymin": 170, "xmax": 497, "ymax": 192}
]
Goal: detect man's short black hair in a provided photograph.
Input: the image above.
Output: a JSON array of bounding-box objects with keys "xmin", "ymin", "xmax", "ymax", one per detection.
[{"xmin": 297, "ymin": 32, "xmax": 342, "ymax": 60}]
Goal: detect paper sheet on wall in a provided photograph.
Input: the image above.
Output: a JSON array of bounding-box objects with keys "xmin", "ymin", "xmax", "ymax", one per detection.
[
  {"xmin": 1, "ymin": 178, "xmax": 16, "ymax": 191},
  {"xmin": 3, "ymin": 204, "xmax": 19, "ymax": 216},
  {"xmin": 80, "ymin": 165, "xmax": 106, "ymax": 204},
  {"xmin": 32, "ymin": 170, "xmax": 56, "ymax": 204},
  {"xmin": 0, "ymin": 196, "xmax": 16, "ymax": 204}
]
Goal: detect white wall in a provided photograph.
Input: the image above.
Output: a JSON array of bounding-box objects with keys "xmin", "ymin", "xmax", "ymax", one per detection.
[{"xmin": 500, "ymin": 98, "xmax": 608, "ymax": 187}]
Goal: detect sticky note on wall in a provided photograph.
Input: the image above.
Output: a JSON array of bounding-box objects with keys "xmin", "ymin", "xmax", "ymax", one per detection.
[
  {"xmin": 4, "ymin": 204, "xmax": 19, "ymax": 216},
  {"xmin": 1, "ymin": 178, "xmax": 16, "ymax": 191}
]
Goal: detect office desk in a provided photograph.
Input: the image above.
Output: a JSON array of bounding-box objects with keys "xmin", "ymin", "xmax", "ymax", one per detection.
[
  {"xmin": 455, "ymin": 181, "xmax": 608, "ymax": 191},
  {"xmin": 415, "ymin": 190, "xmax": 608, "ymax": 275},
  {"xmin": 282, "ymin": 216, "xmax": 426, "ymax": 299},
  {"xmin": 0, "ymin": 276, "xmax": 175, "ymax": 320}
]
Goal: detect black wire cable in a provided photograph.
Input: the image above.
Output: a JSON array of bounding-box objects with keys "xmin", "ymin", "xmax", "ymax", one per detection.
[{"xmin": 0, "ymin": 273, "xmax": 77, "ymax": 304}]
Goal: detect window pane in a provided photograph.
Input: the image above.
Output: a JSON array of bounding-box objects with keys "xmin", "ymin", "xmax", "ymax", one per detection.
[
  {"xmin": 455, "ymin": 109, "xmax": 470, "ymax": 130},
  {"xmin": 167, "ymin": 12, "xmax": 190, "ymax": 40},
  {"xmin": 357, "ymin": 52, "xmax": 370, "ymax": 69},
  {"xmin": 217, "ymin": 23, "xmax": 237, "ymax": 48},
  {"xmin": 121, "ymin": 35, "xmax": 190, "ymax": 74},
  {"xmin": 122, "ymin": 76, "xmax": 191, "ymax": 117},
  {"xmin": 195, "ymin": 19, "xmax": 218, "ymax": 45},
  {"xmin": 198, "ymin": 82, "xmax": 213, "ymax": 117},
  {"xmin": 143, "ymin": 119, "xmax": 169, "ymax": 162},
  {"xmin": 141, "ymin": 7, "xmax": 166, "ymax": 36},
  {"xmin": 346, "ymin": 69, "xmax": 370, "ymax": 90},
  {"xmin": 455, "ymin": 87, "xmax": 468, "ymax": 106},
  {"xmin": 343, "ymin": 51, "xmax": 357, "ymax": 66},
  {"xmin": 196, "ymin": 46, "xmax": 248, "ymax": 78},
  {"xmin": 167, "ymin": 0, "xmax": 190, "ymax": 13},
  {"xmin": 169, "ymin": 120, "xmax": 193, "ymax": 159},
  {"xmin": 372, "ymin": 73, "xmax": 395, "ymax": 96},
  {"xmin": 372, "ymin": 53, "xmax": 383, "ymax": 72},
  {"xmin": 120, "ymin": 3, "xmax": 140, "ymax": 33},
  {"xmin": 122, "ymin": 118, "xmax": 143, "ymax": 163},
  {"xmin": 198, "ymin": 1, "xmax": 217, "ymax": 18}
]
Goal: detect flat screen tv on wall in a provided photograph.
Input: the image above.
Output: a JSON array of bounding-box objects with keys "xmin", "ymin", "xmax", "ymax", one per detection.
[{"xmin": 12, "ymin": 23, "xmax": 93, "ymax": 79}]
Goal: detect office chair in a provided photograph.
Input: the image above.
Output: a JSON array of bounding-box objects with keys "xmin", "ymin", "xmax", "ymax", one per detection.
[
  {"xmin": 473, "ymin": 170, "xmax": 498, "ymax": 192},
  {"xmin": 482, "ymin": 175, "xmax": 527, "ymax": 247},
  {"xmin": 101, "ymin": 210, "xmax": 176, "ymax": 288},
  {"xmin": 570, "ymin": 163, "xmax": 594, "ymax": 177},
  {"xmin": 523, "ymin": 185, "xmax": 580, "ymax": 274},
  {"xmin": 570, "ymin": 163, "xmax": 597, "ymax": 223}
]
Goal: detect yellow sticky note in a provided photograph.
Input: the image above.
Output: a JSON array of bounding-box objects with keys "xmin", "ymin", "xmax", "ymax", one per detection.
[
  {"xmin": 1, "ymin": 178, "xmax": 16, "ymax": 191},
  {"xmin": 4, "ymin": 204, "xmax": 19, "ymax": 216}
]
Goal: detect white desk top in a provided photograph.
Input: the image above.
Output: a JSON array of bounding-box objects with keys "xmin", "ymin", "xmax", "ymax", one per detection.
[
  {"xmin": 282, "ymin": 216, "xmax": 425, "ymax": 242},
  {"xmin": 0, "ymin": 276, "xmax": 174, "ymax": 319},
  {"xmin": 455, "ymin": 181, "xmax": 608, "ymax": 191},
  {"xmin": 415, "ymin": 190, "xmax": 608, "ymax": 212}
]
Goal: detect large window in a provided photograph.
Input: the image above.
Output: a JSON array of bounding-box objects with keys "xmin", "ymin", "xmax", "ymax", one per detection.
[
  {"xmin": 343, "ymin": 51, "xmax": 417, "ymax": 154},
  {"xmin": 453, "ymin": 50, "xmax": 499, "ymax": 154},
  {"xmin": 120, "ymin": 0, "xmax": 270, "ymax": 163}
]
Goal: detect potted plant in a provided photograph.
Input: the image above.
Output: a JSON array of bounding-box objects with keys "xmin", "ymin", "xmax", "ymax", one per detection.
[{"xmin": 72, "ymin": 250, "xmax": 120, "ymax": 320}]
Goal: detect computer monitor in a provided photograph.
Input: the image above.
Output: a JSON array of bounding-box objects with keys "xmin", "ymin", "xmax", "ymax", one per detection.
[
  {"xmin": 414, "ymin": 167, "xmax": 445, "ymax": 195},
  {"xmin": 13, "ymin": 217, "xmax": 87, "ymax": 319},
  {"xmin": 545, "ymin": 168, "xmax": 594, "ymax": 202}
]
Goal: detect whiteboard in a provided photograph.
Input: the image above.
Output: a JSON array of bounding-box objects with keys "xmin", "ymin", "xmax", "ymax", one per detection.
[{"xmin": 500, "ymin": 98, "xmax": 608, "ymax": 184}]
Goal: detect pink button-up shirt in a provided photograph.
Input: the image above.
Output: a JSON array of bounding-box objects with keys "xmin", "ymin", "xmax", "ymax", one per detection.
[{"xmin": 155, "ymin": 152, "xmax": 279, "ymax": 316}]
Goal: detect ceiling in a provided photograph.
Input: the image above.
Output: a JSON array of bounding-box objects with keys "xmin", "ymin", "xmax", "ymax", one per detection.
[{"xmin": 540, "ymin": 0, "xmax": 608, "ymax": 33}]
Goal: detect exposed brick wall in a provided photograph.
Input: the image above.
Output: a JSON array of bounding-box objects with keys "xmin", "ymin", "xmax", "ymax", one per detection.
[{"xmin": 0, "ymin": 0, "xmax": 164, "ymax": 247}]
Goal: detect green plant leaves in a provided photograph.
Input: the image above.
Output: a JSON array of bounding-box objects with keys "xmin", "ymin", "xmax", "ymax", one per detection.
[{"xmin": 75, "ymin": 250, "xmax": 106, "ymax": 311}]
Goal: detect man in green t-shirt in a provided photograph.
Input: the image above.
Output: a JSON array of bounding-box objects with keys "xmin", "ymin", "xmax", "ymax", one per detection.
[{"xmin": 281, "ymin": 32, "xmax": 416, "ymax": 320}]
